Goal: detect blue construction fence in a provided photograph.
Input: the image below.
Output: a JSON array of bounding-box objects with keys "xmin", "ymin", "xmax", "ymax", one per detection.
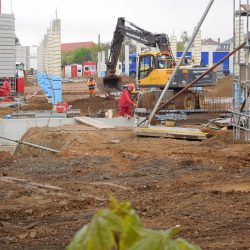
[
  {"xmin": 124, "ymin": 51, "xmax": 231, "ymax": 77},
  {"xmin": 176, "ymin": 51, "xmax": 230, "ymax": 74},
  {"xmin": 36, "ymin": 72, "xmax": 62, "ymax": 105}
]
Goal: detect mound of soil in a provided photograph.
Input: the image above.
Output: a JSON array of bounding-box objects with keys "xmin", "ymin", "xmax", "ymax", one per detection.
[
  {"xmin": 205, "ymin": 75, "xmax": 233, "ymax": 97},
  {"xmin": 23, "ymin": 97, "xmax": 53, "ymax": 111},
  {"xmin": 119, "ymin": 74, "xmax": 136, "ymax": 85},
  {"xmin": 69, "ymin": 96, "xmax": 118, "ymax": 115}
]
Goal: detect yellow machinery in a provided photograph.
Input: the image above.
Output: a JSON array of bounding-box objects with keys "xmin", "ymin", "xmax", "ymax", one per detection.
[{"xmin": 103, "ymin": 17, "xmax": 216, "ymax": 110}]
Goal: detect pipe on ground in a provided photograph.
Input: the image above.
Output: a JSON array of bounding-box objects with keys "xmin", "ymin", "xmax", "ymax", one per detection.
[{"xmin": 0, "ymin": 135, "xmax": 60, "ymax": 153}]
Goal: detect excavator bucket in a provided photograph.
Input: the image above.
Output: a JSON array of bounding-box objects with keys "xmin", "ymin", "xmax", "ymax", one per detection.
[{"xmin": 102, "ymin": 75, "xmax": 124, "ymax": 94}]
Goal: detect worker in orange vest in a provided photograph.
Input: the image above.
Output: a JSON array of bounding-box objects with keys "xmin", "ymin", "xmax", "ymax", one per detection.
[
  {"xmin": 87, "ymin": 77, "xmax": 96, "ymax": 97},
  {"xmin": 0, "ymin": 77, "xmax": 11, "ymax": 96}
]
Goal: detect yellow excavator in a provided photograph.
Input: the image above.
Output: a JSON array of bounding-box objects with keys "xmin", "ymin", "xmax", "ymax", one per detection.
[{"xmin": 102, "ymin": 17, "xmax": 216, "ymax": 110}]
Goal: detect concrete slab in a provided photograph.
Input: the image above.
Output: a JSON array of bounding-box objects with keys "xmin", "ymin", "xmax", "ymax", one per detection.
[
  {"xmin": 134, "ymin": 125, "xmax": 207, "ymax": 140},
  {"xmin": 212, "ymin": 118, "xmax": 231, "ymax": 128},
  {"xmin": 74, "ymin": 117, "xmax": 138, "ymax": 129},
  {"xmin": 0, "ymin": 118, "xmax": 79, "ymax": 152},
  {"xmin": 0, "ymin": 102, "xmax": 22, "ymax": 108}
]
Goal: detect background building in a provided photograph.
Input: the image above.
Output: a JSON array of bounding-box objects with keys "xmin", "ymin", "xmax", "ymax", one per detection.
[{"xmin": 61, "ymin": 41, "xmax": 95, "ymax": 52}]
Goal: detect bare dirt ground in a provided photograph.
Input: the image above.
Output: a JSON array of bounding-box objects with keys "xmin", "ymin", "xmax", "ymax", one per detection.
[
  {"xmin": 0, "ymin": 127, "xmax": 250, "ymax": 250},
  {"xmin": 1, "ymin": 76, "xmax": 250, "ymax": 250}
]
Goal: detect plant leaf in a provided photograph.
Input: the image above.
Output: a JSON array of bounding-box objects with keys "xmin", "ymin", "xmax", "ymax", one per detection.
[{"xmin": 67, "ymin": 209, "xmax": 122, "ymax": 250}]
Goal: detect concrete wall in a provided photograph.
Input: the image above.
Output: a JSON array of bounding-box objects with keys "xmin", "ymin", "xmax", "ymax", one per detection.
[
  {"xmin": 235, "ymin": 17, "xmax": 245, "ymax": 76},
  {"xmin": 30, "ymin": 45, "xmax": 38, "ymax": 70},
  {"xmin": 0, "ymin": 118, "xmax": 78, "ymax": 148},
  {"xmin": 97, "ymin": 51, "xmax": 101, "ymax": 77},
  {"xmin": 51, "ymin": 19, "xmax": 61, "ymax": 77},
  {"xmin": 16, "ymin": 45, "xmax": 30, "ymax": 70},
  {"xmin": 170, "ymin": 35, "xmax": 177, "ymax": 59},
  {"xmin": 0, "ymin": 13, "xmax": 15, "ymax": 78},
  {"xmin": 193, "ymin": 30, "xmax": 201, "ymax": 65},
  {"xmin": 124, "ymin": 45, "xmax": 130, "ymax": 75}
]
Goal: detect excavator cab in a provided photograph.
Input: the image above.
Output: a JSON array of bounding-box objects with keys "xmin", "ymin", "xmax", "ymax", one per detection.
[
  {"xmin": 137, "ymin": 51, "xmax": 174, "ymax": 88},
  {"xmin": 102, "ymin": 51, "xmax": 174, "ymax": 94}
]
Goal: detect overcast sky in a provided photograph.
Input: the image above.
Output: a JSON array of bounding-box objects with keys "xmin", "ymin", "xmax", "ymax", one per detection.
[{"xmin": 2, "ymin": 0, "xmax": 233, "ymax": 46}]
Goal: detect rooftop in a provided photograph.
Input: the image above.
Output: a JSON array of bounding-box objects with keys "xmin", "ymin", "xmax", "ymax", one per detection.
[
  {"xmin": 61, "ymin": 42, "xmax": 95, "ymax": 52},
  {"xmin": 202, "ymin": 38, "xmax": 220, "ymax": 46}
]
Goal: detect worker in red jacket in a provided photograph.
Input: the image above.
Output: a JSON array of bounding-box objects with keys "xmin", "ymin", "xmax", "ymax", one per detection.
[
  {"xmin": 0, "ymin": 77, "xmax": 11, "ymax": 96},
  {"xmin": 118, "ymin": 83, "xmax": 136, "ymax": 117}
]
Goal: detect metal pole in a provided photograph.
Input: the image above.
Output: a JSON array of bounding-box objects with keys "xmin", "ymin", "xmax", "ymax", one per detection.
[
  {"xmin": 145, "ymin": 0, "xmax": 215, "ymax": 126},
  {"xmin": 0, "ymin": 135, "xmax": 60, "ymax": 153},
  {"xmin": 233, "ymin": 0, "xmax": 236, "ymax": 62},
  {"xmin": 246, "ymin": 0, "xmax": 249, "ymax": 113},
  {"xmin": 238, "ymin": 0, "xmax": 242, "ymax": 123},
  {"xmin": 246, "ymin": 0, "xmax": 250, "ymax": 140}
]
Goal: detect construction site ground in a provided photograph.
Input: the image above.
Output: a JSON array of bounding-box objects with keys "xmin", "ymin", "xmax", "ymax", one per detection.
[{"xmin": 0, "ymin": 76, "xmax": 250, "ymax": 250}]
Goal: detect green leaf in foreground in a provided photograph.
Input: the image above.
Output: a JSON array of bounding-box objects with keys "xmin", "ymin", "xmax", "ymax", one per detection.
[{"xmin": 66, "ymin": 196, "xmax": 201, "ymax": 250}]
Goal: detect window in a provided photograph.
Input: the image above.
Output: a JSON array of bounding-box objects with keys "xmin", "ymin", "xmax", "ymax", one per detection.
[
  {"xmin": 84, "ymin": 66, "xmax": 89, "ymax": 71},
  {"xmin": 157, "ymin": 55, "xmax": 173, "ymax": 69},
  {"xmin": 90, "ymin": 65, "xmax": 96, "ymax": 71},
  {"xmin": 138, "ymin": 55, "xmax": 154, "ymax": 79}
]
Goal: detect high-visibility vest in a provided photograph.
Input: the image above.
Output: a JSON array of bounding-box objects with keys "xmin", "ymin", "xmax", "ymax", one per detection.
[{"xmin": 87, "ymin": 80, "xmax": 96, "ymax": 90}]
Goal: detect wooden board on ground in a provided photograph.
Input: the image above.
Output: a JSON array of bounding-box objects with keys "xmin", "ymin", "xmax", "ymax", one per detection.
[
  {"xmin": 74, "ymin": 116, "xmax": 137, "ymax": 129},
  {"xmin": 134, "ymin": 126, "xmax": 207, "ymax": 140},
  {"xmin": 74, "ymin": 117, "xmax": 115, "ymax": 129},
  {"xmin": 212, "ymin": 118, "xmax": 231, "ymax": 128}
]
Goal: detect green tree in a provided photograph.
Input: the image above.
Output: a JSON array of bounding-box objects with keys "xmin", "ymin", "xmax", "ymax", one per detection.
[
  {"xmin": 177, "ymin": 42, "xmax": 185, "ymax": 51},
  {"xmin": 73, "ymin": 47, "xmax": 93, "ymax": 64},
  {"xmin": 90, "ymin": 42, "xmax": 111, "ymax": 61},
  {"xmin": 67, "ymin": 196, "xmax": 201, "ymax": 250},
  {"xmin": 177, "ymin": 31, "xmax": 190, "ymax": 51},
  {"xmin": 180, "ymin": 31, "xmax": 189, "ymax": 44},
  {"xmin": 61, "ymin": 42, "xmax": 111, "ymax": 65},
  {"xmin": 15, "ymin": 36, "xmax": 20, "ymax": 45},
  {"xmin": 62, "ymin": 51, "xmax": 74, "ymax": 65}
]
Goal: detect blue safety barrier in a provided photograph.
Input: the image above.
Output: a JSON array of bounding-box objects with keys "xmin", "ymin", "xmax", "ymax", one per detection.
[
  {"xmin": 51, "ymin": 76, "xmax": 62, "ymax": 105},
  {"xmin": 52, "ymin": 89, "xmax": 62, "ymax": 105},
  {"xmin": 37, "ymin": 72, "xmax": 62, "ymax": 105}
]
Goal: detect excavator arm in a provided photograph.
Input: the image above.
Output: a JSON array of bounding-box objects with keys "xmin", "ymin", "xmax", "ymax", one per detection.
[
  {"xmin": 106, "ymin": 17, "xmax": 174, "ymax": 77},
  {"xmin": 101, "ymin": 17, "xmax": 176, "ymax": 94}
]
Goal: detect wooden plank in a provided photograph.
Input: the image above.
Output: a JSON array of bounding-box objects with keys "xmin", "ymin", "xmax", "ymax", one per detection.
[
  {"xmin": 212, "ymin": 118, "xmax": 231, "ymax": 128},
  {"xmin": 134, "ymin": 126, "xmax": 207, "ymax": 140},
  {"xmin": 135, "ymin": 130, "xmax": 206, "ymax": 140},
  {"xmin": 74, "ymin": 117, "xmax": 136, "ymax": 129},
  {"xmin": 74, "ymin": 117, "xmax": 115, "ymax": 129}
]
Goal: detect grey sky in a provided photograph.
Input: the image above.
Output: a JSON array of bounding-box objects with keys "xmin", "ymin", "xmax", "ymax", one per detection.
[{"xmin": 2, "ymin": 0, "xmax": 233, "ymax": 46}]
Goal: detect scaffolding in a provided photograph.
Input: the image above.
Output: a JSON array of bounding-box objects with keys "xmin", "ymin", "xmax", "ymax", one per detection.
[{"xmin": 232, "ymin": 0, "xmax": 250, "ymax": 141}]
